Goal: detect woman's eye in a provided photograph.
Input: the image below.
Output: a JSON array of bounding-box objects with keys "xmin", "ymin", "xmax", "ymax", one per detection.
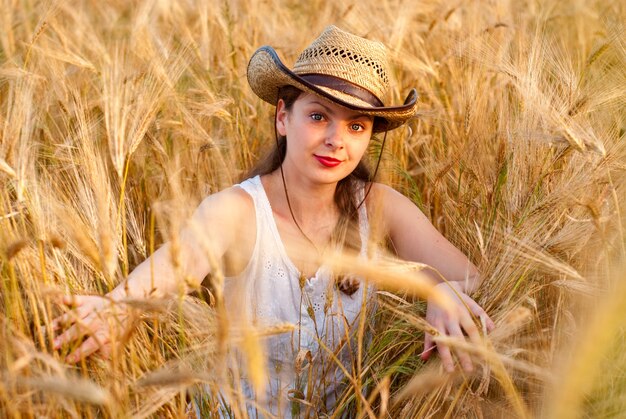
[
  {"xmin": 310, "ymin": 113, "xmax": 324, "ymax": 121},
  {"xmin": 351, "ymin": 123, "xmax": 364, "ymax": 132}
]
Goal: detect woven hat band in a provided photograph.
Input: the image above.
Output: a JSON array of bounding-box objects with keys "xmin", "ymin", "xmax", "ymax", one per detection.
[{"xmin": 299, "ymin": 74, "xmax": 384, "ymax": 108}]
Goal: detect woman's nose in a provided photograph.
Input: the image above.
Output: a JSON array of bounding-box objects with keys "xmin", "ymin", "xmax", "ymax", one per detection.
[{"xmin": 325, "ymin": 124, "xmax": 344, "ymax": 148}]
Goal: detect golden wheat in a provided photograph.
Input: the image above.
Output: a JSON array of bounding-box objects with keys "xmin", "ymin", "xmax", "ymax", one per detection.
[{"xmin": 1, "ymin": 0, "xmax": 624, "ymax": 417}]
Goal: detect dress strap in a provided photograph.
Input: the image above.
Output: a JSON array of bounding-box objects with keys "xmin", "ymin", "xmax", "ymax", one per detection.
[{"xmin": 237, "ymin": 176, "xmax": 302, "ymax": 276}]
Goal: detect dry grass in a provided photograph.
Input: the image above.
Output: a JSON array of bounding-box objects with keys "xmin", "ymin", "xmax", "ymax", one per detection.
[{"xmin": 1, "ymin": 0, "xmax": 625, "ymax": 417}]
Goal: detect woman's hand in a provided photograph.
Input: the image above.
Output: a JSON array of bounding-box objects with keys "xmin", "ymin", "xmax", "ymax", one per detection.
[
  {"xmin": 52, "ymin": 295, "xmax": 135, "ymax": 364},
  {"xmin": 421, "ymin": 282, "xmax": 495, "ymax": 373}
]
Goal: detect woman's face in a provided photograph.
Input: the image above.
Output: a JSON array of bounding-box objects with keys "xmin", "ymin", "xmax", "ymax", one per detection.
[{"xmin": 276, "ymin": 93, "xmax": 374, "ymax": 185}]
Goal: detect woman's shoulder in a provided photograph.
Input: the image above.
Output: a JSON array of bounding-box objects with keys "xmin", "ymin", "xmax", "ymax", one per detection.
[
  {"xmin": 364, "ymin": 181, "xmax": 401, "ymax": 203},
  {"xmin": 364, "ymin": 182, "xmax": 425, "ymax": 228},
  {"xmin": 194, "ymin": 184, "xmax": 255, "ymax": 228}
]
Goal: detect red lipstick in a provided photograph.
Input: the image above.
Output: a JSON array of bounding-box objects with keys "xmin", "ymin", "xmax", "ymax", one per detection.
[{"xmin": 314, "ymin": 155, "xmax": 342, "ymax": 168}]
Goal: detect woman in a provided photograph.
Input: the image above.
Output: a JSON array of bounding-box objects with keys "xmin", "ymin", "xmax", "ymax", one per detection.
[{"xmin": 53, "ymin": 26, "xmax": 494, "ymax": 416}]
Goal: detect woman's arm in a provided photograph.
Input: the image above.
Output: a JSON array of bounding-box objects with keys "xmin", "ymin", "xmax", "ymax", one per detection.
[
  {"xmin": 376, "ymin": 183, "xmax": 479, "ymax": 292},
  {"xmin": 108, "ymin": 186, "xmax": 251, "ymax": 300},
  {"xmin": 371, "ymin": 183, "xmax": 494, "ymax": 372},
  {"xmin": 53, "ymin": 186, "xmax": 252, "ymax": 362}
]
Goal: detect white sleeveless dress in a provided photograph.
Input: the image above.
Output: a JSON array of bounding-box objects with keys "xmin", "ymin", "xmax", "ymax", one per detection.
[{"xmin": 217, "ymin": 175, "xmax": 373, "ymax": 418}]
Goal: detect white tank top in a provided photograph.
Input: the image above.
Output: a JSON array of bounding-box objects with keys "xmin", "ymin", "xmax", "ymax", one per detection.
[{"xmin": 222, "ymin": 175, "xmax": 373, "ymax": 417}]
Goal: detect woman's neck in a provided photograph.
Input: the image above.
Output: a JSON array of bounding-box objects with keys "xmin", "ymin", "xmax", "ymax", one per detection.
[{"xmin": 264, "ymin": 168, "xmax": 338, "ymax": 226}]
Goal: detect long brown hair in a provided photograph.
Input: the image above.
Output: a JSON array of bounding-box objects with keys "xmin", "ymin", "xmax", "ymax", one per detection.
[{"xmin": 247, "ymin": 86, "xmax": 376, "ymax": 294}]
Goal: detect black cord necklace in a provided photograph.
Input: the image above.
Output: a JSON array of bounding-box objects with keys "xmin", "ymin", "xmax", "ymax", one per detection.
[{"xmin": 278, "ymin": 160, "xmax": 324, "ymax": 255}]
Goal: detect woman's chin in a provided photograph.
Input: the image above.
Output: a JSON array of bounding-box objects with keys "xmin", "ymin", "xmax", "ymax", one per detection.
[{"xmin": 310, "ymin": 166, "xmax": 354, "ymax": 184}]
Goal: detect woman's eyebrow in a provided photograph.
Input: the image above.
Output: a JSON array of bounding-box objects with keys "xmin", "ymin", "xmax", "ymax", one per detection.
[{"xmin": 310, "ymin": 101, "xmax": 371, "ymax": 121}]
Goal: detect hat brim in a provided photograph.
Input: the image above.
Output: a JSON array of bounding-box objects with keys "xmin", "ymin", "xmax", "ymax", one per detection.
[{"xmin": 247, "ymin": 46, "xmax": 419, "ymax": 132}]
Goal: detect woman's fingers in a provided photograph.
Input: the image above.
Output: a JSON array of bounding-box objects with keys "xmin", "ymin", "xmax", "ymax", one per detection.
[
  {"xmin": 51, "ymin": 313, "xmax": 71, "ymax": 332},
  {"xmin": 424, "ymin": 317, "xmax": 473, "ymax": 372},
  {"xmin": 481, "ymin": 310, "xmax": 496, "ymax": 332},
  {"xmin": 97, "ymin": 342, "xmax": 113, "ymax": 360},
  {"xmin": 421, "ymin": 332, "xmax": 435, "ymax": 361},
  {"xmin": 424, "ymin": 284, "xmax": 497, "ymax": 373},
  {"xmin": 52, "ymin": 295, "xmax": 104, "ymax": 331},
  {"xmin": 458, "ymin": 309, "xmax": 482, "ymax": 346},
  {"xmin": 61, "ymin": 294, "xmax": 84, "ymax": 307},
  {"xmin": 52, "ymin": 298, "xmax": 81, "ymax": 331},
  {"xmin": 447, "ymin": 322, "xmax": 473, "ymax": 372},
  {"xmin": 433, "ymin": 320, "xmax": 455, "ymax": 372},
  {"xmin": 53, "ymin": 314, "xmax": 97, "ymax": 349},
  {"xmin": 52, "ymin": 309, "xmax": 86, "ymax": 332},
  {"xmin": 66, "ymin": 332, "xmax": 109, "ymax": 364},
  {"xmin": 53, "ymin": 305, "xmax": 108, "ymax": 349},
  {"xmin": 462, "ymin": 295, "xmax": 496, "ymax": 332},
  {"xmin": 437, "ymin": 342, "xmax": 454, "ymax": 373},
  {"xmin": 51, "ymin": 294, "xmax": 132, "ymax": 364},
  {"xmin": 53, "ymin": 322, "xmax": 80, "ymax": 349},
  {"xmin": 476, "ymin": 309, "xmax": 495, "ymax": 333}
]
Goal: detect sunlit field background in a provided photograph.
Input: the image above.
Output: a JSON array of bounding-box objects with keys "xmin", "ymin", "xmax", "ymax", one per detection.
[{"xmin": 1, "ymin": 0, "xmax": 625, "ymax": 417}]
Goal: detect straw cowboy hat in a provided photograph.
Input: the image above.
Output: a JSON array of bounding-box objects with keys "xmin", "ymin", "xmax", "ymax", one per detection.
[{"xmin": 247, "ymin": 25, "xmax": 419, "ymax": 132}]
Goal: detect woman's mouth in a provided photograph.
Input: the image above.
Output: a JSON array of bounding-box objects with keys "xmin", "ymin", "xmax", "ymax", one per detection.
[{"xmin": 314, "ymin": 155, "xmax": 342, "ymax": 168}]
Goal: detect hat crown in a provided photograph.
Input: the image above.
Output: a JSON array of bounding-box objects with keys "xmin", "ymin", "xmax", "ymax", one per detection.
[{"xmin": 292, "ymin": 26, "xmax": 390, "ymax": 104}]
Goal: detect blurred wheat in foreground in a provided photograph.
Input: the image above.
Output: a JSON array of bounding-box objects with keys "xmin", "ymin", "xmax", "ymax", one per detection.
[{"xmin": 1, "ymin": 0, "xmax": 625, "ymax": 417}]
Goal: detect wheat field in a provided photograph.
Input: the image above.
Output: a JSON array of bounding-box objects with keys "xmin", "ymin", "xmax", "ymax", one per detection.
[{"xmin": 1, "ymin": 0, "xmax": 625, "ymax": 417}]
